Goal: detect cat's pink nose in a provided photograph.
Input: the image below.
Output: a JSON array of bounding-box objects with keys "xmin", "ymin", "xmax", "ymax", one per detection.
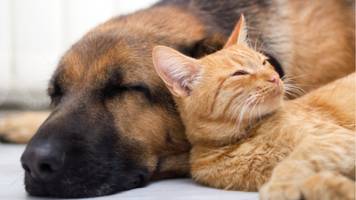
[{"xmin": 267, "ymin": 76, "xmax": 279, "ymax": 85}]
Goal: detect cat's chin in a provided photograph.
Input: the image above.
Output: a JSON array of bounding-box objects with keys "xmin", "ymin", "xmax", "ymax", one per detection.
[
  {"xmin": 256, "ymin": 95, "xmax": 283, "ymax": 116},
  {"xmin": 265, "ymin": 88, "xmax": 284, "ymax": 103}
]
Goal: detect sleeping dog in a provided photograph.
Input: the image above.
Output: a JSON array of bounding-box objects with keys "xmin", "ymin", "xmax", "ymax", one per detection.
[{"xmin": 0, "ymin": 0, "xmax": 354, "ymax": 198}]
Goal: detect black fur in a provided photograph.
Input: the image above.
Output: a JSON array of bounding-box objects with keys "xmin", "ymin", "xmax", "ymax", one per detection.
[{"xmin": 22, "ymin": 96, "xmax": 149, "ymax": 198}]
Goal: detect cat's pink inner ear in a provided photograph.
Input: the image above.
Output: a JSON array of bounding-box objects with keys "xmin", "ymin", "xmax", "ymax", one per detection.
[
  {"xmin": 152, "ymin": 46, "xmax": 200, "ymax": 97},
  {"xmin": 224, "ymin": 14, "xmax": 248, "ymax": 48}
]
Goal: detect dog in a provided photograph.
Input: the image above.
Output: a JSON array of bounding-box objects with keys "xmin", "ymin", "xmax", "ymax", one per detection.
[{"xmin": 0, "ymin": 0, "xmax": 354, "ymax": 198}]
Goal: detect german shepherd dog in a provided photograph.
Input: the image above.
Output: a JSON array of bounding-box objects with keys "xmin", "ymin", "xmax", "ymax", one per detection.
[{"xmin": 0, "ymin": 0, "xmax": 354, "ymax": 198}]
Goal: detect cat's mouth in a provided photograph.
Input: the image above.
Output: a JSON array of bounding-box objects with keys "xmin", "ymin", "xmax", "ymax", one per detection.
[
  {"xmin": 272, "ymin": 87, "xmax": 283, "ymax": 96},
  {"xmin": 260, "ymin": 85, "xmax": 284, "ymax": 104},
  {"xmin": 258, "ymin": 85, "xmax": 284, "ymax": 98}
]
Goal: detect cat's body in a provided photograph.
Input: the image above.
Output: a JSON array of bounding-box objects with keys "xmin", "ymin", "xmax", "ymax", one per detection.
[
  {"xmin": 190, "ymin": 72, "xmax": 355, "ymax": 192},
  {"xmin": 153, "ymin": 16, "xmax": 355, "ymax": 200}
]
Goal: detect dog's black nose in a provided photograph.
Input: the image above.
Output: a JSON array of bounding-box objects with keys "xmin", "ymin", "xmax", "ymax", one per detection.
[{"xmin": 21, "ymin": 141, "xmax": 65, "ymax": 181}]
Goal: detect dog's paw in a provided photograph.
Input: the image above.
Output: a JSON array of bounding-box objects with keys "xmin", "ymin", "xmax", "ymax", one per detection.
[
  {"xmin": 259, "ymin": 181, "xmax": 303, "ymax": 200},
  {"xmin": 0, "ymin": 112, "xmax": 49, "ymax": 143}
]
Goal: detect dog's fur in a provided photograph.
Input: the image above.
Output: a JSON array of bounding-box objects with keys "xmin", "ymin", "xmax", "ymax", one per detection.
[{"xmin": 0, "ymin": 0, "xmax": 354, "ymax": 198}]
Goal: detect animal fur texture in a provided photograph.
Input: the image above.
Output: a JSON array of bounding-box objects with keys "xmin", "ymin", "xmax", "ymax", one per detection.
[
  {"xmin": 152, "ymin": 15, "xmax": 355, "ymax": 200},
  {"xmin": 0, "ymin": 0, "xmax": 354, "ymax": 197},
  {"xmin": 0, "ymin": 0, "xmax": 354, "ymax": 145}
]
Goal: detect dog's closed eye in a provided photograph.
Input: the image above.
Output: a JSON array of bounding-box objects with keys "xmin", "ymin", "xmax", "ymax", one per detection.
[{"xmin": 101, "ymin": 82, "xmax": 153, "ymax": 103}]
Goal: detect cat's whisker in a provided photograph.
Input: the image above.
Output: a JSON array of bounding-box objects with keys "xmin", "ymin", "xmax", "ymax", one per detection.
[
  {"xmin": 250, "ymin": 39, "xmax": 266, "ymax": 53},
  {"xmin": 284, "ymin": 81, "xmax": 303, "ymax": 89},
  {"xmin": 284, "ymin": 90, "xmax": 300, "ymax": 99},
  {"xmin": 230, "ymin": 94, "xmax": 250, "ymax": 128},
  {"xmin": 246, "ymin": 97, "xmax": 256, "ymax": 125},
  {"xmin": 244, "ymin": 25, "xmax": 260, "ymax": 32},
  {"xmin": 281, "ymin": 75, "xmax": 311, "ymax": 88},
  {"xmin": 252, "ymin": 96, "xmax": 264, "ymax": 122},
  {"xmin": 257, "ymin": 98, "xmax": 263, "ymax": 121},
  {"xmin": 284, "ymin": 86, "xmax": 302, "ymax": 95},
  {"xmin": 235, "ymin": 94, "xmax": 256, "ymax": 130},
  {"xmin": 253, "ymin": 40, "xmax": 258, "ymax": 52},
  {"xmin": 248, "ymin": 98, "xmax": 260, "ymax": 126},
  {"xmin": 281, "ymin": 75, "xmax": 299, "ymax": 83},
  {"xmin": 255, "ymin": 40, "xmax": 267, "ymax": 53},
  {"xmin": 284, "ymin": 90, "xmax": 302, "ymax": 99},
  {"xmin": 255, "ymin": 87, "xmax": 273, "ymax": 103},
  {"xmin": 239, "ymin": 92, "xmax": 266, "ymax": 128},
  {"xmin": 284, "ymin": 83, "xmax": 305, "ymax": 96},
  {"xmin": 282, "ymin": 74, "xmax": 308, "ymax": 80}
]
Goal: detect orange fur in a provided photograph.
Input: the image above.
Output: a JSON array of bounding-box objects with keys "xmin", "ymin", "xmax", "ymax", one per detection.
[
  {"xmin": 0, "ymin": 2, "xmax": 353, "ymax": 195},
  {"xmin": 153, "ymin": 16, "xmax": 355, "ymax": 199}
]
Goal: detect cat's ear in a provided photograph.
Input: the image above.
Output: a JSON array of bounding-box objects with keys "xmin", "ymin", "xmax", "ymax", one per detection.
[
  {"xmin": 152, "ymin": 46, "xmax": 201, "ymax": 97},
  {"xmin": 224, "ymin": 14, "xmax": 248, "ymax": 48}
]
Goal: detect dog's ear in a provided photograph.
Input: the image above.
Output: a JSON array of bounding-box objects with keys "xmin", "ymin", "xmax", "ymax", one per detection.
[
  {"xmin": 224, "ymin": 14, "xmax": 248, "ymax": 48},
  {"xmin": 152, "ymin": 46, "xmax": 201, "ymax": 97}
]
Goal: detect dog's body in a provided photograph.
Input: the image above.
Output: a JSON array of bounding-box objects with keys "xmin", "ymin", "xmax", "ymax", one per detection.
[{"xmin": 0, "ymin": 0, "xmax": 354, "ymax": 198}]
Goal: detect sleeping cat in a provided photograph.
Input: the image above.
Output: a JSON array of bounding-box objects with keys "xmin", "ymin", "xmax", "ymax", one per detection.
[{"xmin": 152, "ymin": 15, "xmax": 355, "ymax": 200}]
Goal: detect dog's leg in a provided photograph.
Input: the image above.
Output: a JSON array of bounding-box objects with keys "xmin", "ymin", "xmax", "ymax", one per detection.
[{"xmin": 0, "ymin": 111, "xmax": 49, "ymax": 143}]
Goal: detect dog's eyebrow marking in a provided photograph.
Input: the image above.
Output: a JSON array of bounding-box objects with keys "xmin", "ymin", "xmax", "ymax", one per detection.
[
  {"xmin": 102, "ymin": 80, "xmax": 155, "ymax": 104},
  {"xmin": 102, "ymin": 70, "xmax": 176, "ymax": 109},
  {"xmin": 123, "ymin": 83, "xmax": 154, "ymax": 103}
]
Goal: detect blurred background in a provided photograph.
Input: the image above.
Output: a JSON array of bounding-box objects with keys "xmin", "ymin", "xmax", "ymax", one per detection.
[{"xmin": 0, "ymin": 0, "xmax": 159, "ymax": 110}]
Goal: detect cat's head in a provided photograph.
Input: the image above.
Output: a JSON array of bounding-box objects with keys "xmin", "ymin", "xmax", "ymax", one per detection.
[{"xmin": 152, "ymin": 15, "xmax": 284, "ymax": 124}]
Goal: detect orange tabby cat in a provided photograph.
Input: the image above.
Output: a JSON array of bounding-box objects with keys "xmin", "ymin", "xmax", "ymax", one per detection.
[{"xmin": 152, "ymin": 16, "xmax": 355, "ymax": 200}]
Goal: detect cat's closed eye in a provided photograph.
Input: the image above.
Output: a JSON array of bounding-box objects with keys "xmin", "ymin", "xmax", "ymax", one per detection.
[
  {"xmin": 232, "ymin": 70, "xmax": 249, "ymax": 76},
  {"xmin": 262, "ymin": 59, "xmax": 268, "ymax": 65}
]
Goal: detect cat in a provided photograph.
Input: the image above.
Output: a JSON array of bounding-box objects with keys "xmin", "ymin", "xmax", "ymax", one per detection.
[{"xmin": 152, "ymin": 15, "xmax": 355, "ymax": 200}]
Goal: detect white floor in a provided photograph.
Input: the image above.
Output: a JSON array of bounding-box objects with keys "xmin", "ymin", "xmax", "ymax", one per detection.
[{"xmin": 0, "ymin": 144, "xmax": 259, "ymax": 200}]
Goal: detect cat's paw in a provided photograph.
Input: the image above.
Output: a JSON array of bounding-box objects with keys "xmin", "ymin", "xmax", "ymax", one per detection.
[
  {"xmin": 301, "ymin": 171, "xmax": 355, "ymax": 200},
  {"xmin": 0, "ymin": 112, "xmax": 48, "ymax": 143},
  {"xmin": 259, "ymin": 181, "xmax": 303, "ymax": 200}
]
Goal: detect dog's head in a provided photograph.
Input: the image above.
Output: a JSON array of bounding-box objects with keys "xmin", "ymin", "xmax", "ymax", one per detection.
[{"xmin": 20, "ymin": 7, "xmax": 225, "ymax": 198}]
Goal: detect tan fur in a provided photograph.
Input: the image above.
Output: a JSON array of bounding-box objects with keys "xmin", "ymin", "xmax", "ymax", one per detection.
[
  {"xmin": 0, "ymin": 112, "xmax": 49, "ymax": 144},
  {"xmin": 0, "ymin": 0, "xmax": 354, "ymax": 187},
  {"xmin": 263, "ymin": 0, "xmax": 355, "ymax": 92},
  {"xmin": 153, "ymin": 16, "xmax": 355, "ymax": 199}
]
